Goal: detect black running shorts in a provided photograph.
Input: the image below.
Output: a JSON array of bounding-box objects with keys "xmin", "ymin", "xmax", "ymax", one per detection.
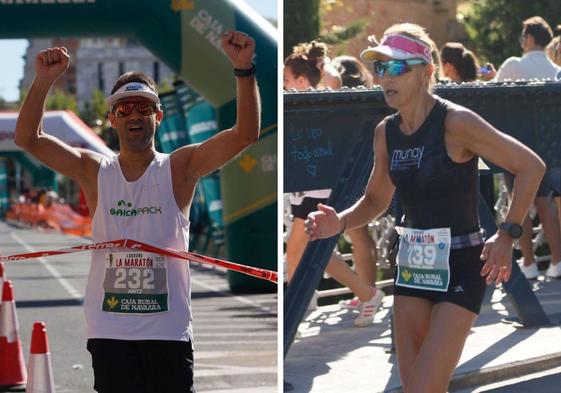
[
  {"xmin": 87, "ymin": 338, "xmax": 195, "ymax": 393},
  {"xmin": 394, "ymin": 244, "xmax": 487, "ymax": 315},
  {"xmin": 291, "ymin": 197, "xmax": 328, "ymax": 220}
]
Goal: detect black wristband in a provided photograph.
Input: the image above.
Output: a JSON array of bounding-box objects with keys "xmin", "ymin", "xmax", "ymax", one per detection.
[{"xmin": 233, "ymin": 63, "xmax": 256, "ymax": 77}]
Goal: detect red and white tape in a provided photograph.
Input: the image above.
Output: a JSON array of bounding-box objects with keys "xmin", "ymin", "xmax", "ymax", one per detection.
[{"xmin": 0, "ymin": 239, "xmax": 277, "ymax": 283}]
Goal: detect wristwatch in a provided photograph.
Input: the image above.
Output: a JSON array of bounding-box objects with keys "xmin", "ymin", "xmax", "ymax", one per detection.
[{"xmin": 499, "ymin": 222, "xmax": 523, "ymax": 239}]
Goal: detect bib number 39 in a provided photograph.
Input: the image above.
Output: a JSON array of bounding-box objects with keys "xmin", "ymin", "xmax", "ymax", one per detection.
[
  {"xmin": 407, "ymin": 244, "xmax": 436, "ymax": 266},
  {"xmin": 395, "ymin": 227, "xmax": 451, "ymax": 292}
]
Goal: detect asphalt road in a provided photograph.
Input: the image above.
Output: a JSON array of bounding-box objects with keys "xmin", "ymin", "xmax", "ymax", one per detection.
[{"xmin": 0, "ymin": 221, "xmax": 277, "ymax": 392}]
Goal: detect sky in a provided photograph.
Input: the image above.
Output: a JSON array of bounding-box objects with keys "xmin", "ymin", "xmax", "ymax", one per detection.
[{"xmin": 0, "ymin": 0, "xmax": 277, "ymax": 102}]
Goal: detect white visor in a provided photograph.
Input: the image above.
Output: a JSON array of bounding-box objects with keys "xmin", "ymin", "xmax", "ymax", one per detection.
[
  {"xmin": 360, "ymin": 34, "xmax": 433, "ymax": 64},
  {"xmin": 106, "ymin": 82, "xmax": 160, "ymax": 107}
]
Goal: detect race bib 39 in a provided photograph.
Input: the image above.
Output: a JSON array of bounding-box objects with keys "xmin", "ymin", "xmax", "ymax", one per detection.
[{"xmin": 395, "ymin": 227, "xmax": 451, "ymax": 292}]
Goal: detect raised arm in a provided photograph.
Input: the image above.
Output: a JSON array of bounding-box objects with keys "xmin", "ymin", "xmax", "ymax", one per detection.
[
  {"xmin": 15, "ymin": 47, "xmax": 102, "ymax": 185},
  {"xmin": 171, "ymin": 31, "xmax": 260, "ymax": 180},
  {"xmin": 446, "ymin": 106, "xmax": 546, "ymax": 284},
  {"xmin": 305, "ymin": 120, "xmax": 396, "ymax": 240}
]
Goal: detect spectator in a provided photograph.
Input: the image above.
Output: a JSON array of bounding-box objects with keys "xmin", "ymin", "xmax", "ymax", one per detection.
[
  {"xmin": 545, "ymin": 25, "xmax": 561, "ymax": 255},
  {"xmin": 330, "ymin": 55, "xmax": 379, "ymax": 309},
  {"xmin": 495, "ymin": 16, "xmax": 561, "ymax": 279},
  {"xmin": 284, "ymin": 41, "xmax": 324, "ymax": 90},
  {"xmin": 284, "ymin": 44, "xmax": 383, "ymax": 327},
  {"xmin": 546, "ymin": 25, "xmax": 561, "ymax": 76},
  {"xmin": 495, "ymin": 16, "xmax": 560, "ymax": 81},
  {"xmin": 332, "ymin": 55, "xmax": 374, "ymax": 87},
  {"xmin": 290, "ymin": 41, "xmax": 342, "ymax": 89},
  {"xmin": 440, "ymin": 42, "xmax": 478, "ymax": 82}
]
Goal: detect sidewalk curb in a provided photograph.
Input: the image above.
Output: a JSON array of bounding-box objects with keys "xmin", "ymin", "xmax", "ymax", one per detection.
[{"xmin": 383, "ymin": 352, "xmax": 561, "ymax": 393}]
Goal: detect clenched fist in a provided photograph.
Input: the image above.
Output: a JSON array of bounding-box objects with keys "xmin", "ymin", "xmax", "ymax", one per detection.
[
  {"xmin": 35, "ymin": 47, "xmax": 70, "ymax": 85},
  {"xmin": 221, "ymin": 31, "xmax": 255, "ymax": 70}
]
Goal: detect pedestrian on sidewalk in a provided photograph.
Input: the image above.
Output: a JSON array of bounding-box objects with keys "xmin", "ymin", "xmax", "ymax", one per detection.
[
  {"xmin": 14, "ymin": 30, "xmax": 260, "ymax": 393},
  {"xmin": 494, "ymin": 16, "xmax": 561, "ymax": 280},
  {"xmin": 331, "ymin": 55, "xmax": 380, "ymax": 313},
  {"xmin": 284, "ymin": 42, "xmax": 383, "ymax": 327},
  {"xmin": 305, "ymin": 22, "xmax": 545, "ymax": 393}
]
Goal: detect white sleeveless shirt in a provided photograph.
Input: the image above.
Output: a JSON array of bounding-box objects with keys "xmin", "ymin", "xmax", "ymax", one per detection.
[{"xmin": 85, "ymin": 152, "xmax": 193, "ymax": 342}]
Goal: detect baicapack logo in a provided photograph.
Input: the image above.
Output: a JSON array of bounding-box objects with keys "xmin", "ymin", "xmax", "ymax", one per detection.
[{"xmin": 109, "ymin": 200, "xmax": 162, "ymax": 217}]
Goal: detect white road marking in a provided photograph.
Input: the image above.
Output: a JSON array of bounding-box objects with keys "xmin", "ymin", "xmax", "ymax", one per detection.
[
  {"xmin": 191, "ymin": 275, "xmax": 275, "ymax": 314},
  {"xmin": 11, "ymin": 232, "xmax": 84, "ymax": 301}
]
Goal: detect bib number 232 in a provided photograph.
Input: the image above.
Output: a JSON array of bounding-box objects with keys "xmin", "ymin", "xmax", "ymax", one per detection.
[
  {"xmin": 102, "ymin": 252, "xmax": 169, "ymax": 314},
  {"xmin": 114, "ymin": 267, "xmax": 155, "ymax": 290}
]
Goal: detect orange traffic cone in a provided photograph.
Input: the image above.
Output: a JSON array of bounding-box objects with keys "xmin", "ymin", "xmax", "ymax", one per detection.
[
  {"xmin": 27, "ymin": 322, "xmax": 55, "ymax": 393},
  {"xmin": 0, "ymin": 280, "xmax": 27, "ymax": 389}
]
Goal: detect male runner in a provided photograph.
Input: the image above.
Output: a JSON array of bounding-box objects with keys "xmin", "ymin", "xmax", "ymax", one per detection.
[{"xmin": 15, "ymin": 30, "xmax": 260, "ymax": 392}]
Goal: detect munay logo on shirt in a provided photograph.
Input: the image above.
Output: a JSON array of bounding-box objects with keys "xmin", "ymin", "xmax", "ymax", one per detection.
[
  {"xmin": 109, "ymin": 200, "xmax": 162, "ymax": 217},
  {"xmin": 390, "ymin": 146, "xmax": 425, "ymax": 171}
]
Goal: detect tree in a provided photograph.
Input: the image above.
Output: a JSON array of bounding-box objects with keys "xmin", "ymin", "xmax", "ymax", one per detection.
[
  {"xmin": 46, "ymin": 89, "xmax": 79, "ymax": 114},
  {"xmin": 464, "ymin": 0, "xmax": 561, "ymax": 66},
  {"xmin": 158, "ymin": 78, "xmax": 175, "ymax": 95},
  {"xmin": 79, "ymin": 89, "xmax": 119, "ymax": 150},
  {"xmin": 81, "ymin": 89, "xmax": 108, "ymax": 127},
  {"xmin": 0, "ymin": 98, "xmax": 17, "ymax": 110},
  {"xmin": 284, "ymin": 0, "xmax": 367, "ymax": 59},
  {"xmin": 284, "ymin": 0, "xmax": 320, "ymax": 58}
]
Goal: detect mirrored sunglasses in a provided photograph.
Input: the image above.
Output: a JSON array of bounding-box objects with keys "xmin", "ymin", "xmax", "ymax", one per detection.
[
  {"xmin": 111, "ymin": 102, "xmax": 158, "ymax": 118},
  {"xmin": 372, "ymin": 59, "xmax": 427, "ymax": 77}
]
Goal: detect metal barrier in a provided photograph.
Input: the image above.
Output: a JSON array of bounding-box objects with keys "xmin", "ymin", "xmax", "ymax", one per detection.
[{"xmin": 284, "ymin": 81, "xmax": 561, "ymax": 356}]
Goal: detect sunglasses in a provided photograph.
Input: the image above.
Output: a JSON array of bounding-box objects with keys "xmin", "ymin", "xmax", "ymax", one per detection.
[
  {"xmin": 111, "ymin": 102, "xmax": 159, "ymax": 118},
  {"xmin": 372, "ymin": 59, "xmax": 427, "ymax": 77}
]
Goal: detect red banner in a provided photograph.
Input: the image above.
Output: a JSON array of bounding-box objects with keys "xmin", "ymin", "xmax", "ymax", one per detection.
[{"xmin": 0, "ymin": 239, "xmax": 277, "ymax": 283}]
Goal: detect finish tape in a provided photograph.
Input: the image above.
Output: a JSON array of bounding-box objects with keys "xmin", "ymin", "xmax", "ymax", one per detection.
[{"xmin": 0, "ymin": 238, "xmax": 277, "ymax": 283}]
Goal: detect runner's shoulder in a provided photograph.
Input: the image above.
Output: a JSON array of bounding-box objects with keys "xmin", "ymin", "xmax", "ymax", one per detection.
[
  {"xmin": 76, "ymin": 148, "xmax": 106, "ymax": 163},
  {"xmin": 444, "ymin": 103, "xmax": 485, "ymax": 142},
  {"xmin": 76, "ymin": 148, "xmax": 106, "ymax": 178},
  {"xmin": 374, "ymin": 116, "xmax": 392, "ymax": 137}
]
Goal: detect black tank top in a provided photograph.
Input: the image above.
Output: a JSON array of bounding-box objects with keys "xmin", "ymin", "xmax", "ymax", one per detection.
[{"xmin": 385, "ymin": 97, "xmax": 480, "ymax": 236}]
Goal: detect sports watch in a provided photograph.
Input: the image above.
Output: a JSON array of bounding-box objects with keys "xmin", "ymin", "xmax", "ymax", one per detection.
[{"xmin": 499, "ymin": 222, "xmax": 523, "ymax": 239}]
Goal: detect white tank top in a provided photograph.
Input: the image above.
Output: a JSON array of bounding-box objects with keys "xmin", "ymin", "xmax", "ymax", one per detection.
[{"xmin": 85, "ymin": 152, "xmax": 193, "ymax": 342}]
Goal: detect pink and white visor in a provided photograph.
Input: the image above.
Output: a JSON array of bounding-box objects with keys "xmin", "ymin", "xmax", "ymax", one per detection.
[{"xmin": 360, "ymin": 34, "xmax": 433, "ymax": 64}]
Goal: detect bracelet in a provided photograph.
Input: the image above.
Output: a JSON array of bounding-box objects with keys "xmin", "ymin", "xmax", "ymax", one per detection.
[
  {"xmin": 233, "ymin": 63, "xmax": 256, "ymax": 77},
  {"xmin": 339, "ymin": 214, "xmax": 347, "ymax": 234}
]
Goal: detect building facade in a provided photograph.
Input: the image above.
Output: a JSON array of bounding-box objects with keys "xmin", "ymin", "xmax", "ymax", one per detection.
[
  {"xmin": 76, "ymin": 38, "xmax": 174, "ymax": 109},
  {"xmin": 21, "ymin": 37, "xmax": 174, "ymax": 110}
]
